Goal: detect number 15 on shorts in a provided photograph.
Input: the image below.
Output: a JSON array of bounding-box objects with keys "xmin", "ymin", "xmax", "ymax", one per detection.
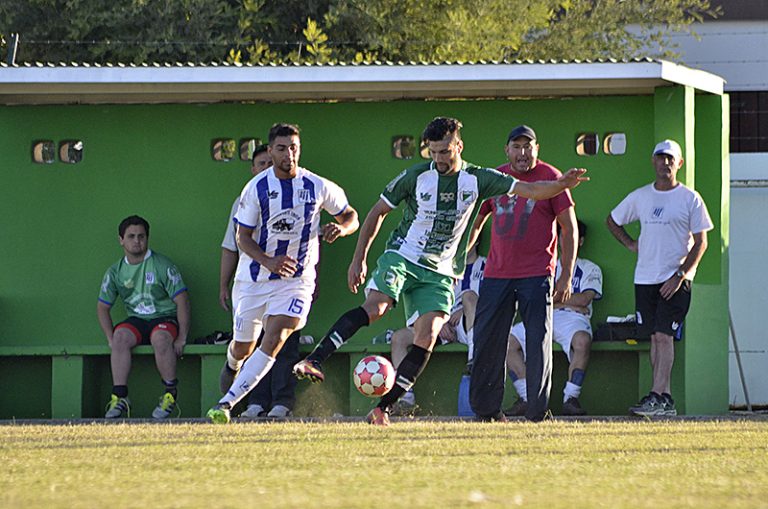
[{"xmin": 288, "ymin": 298, "xmax": 305, "ymax": 314}]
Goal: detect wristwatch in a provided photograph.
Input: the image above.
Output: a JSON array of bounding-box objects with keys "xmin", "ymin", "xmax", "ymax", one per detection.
[{"xmin": 675, "ymin": 269, "xmax": 686, "ymax": 279}]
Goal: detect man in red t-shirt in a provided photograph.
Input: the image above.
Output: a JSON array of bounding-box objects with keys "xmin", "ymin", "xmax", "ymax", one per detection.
[{"xmin": 469, "ymin": 125, "xmax": 579, "ymax": 422}]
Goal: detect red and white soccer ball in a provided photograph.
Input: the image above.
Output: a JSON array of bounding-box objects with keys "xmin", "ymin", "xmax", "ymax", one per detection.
[{"xmin": 353, "ymin": 355, "xmax": 395, "ymax": 397}]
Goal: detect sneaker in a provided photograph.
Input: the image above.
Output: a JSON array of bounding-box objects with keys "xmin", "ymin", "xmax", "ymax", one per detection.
[
  {"xmin": 503, "ymin": 398, "xmax": 528, "ymax": 417},
  {"xmin": 152, "ymin": 392, "xmax": 178, "ymax": 419},
  {"xmin": 240, "ymin": 404, "xmax": 266, "ymax": 418},
  {"xmin": 104, "ymin": 395, "xmax": 130, "ymax": 419},
  {"xmin": 660, "ymin": 394, "xmax": 678, "ymax": 416},
  {"xmin": 475, "ymin": 411, "xmax": 507, "ymax": 422},
  {"xmin": 629, "ymin": 392, "xmax": 668, "ymax": 417},
  {"xmin": 366, "ymin": 406, "xmax": 390, "ymax": 426},
  {"xmin": 293, "ymin": 359, "xmax": 325, "ymax": 383},
  {"xmin": 390, "ymin": 399, "xmax": 419, "ymax": 417},
  {"xmin": 219, "ymin": 362, "xmax": 238, "ymax": 395},
  {"xmin": 562, "ymin": 397, "xmax": 587, "ymax": 416},
  {"xmin": 267, "ymin": 405, "xmax": 292, "ymax": 418},
  {"xmin": 207, "ymin": 403, "xmax": 232, "ymax": 424}
]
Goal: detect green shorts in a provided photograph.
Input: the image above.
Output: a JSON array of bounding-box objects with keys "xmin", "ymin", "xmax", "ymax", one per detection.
[{"xmin": 366, "ymin": 251, "xmax": 455, "ymax": 325}]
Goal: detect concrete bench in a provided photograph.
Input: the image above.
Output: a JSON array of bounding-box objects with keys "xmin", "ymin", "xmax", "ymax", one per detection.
[{"xmin": 0, "ymin": 340, "xmax": 651, "ymax": 419}]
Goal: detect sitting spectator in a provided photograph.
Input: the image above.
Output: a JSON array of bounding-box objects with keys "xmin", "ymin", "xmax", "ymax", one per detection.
[
  {"xmin": 219, "ymin": 143, "xmax": 300, "ymax": 418},
  {"xmin": 505, "ymin": 220, "xmax": 602, "ymax": 416},
  {"xmin": 390, "ymin": 239, "xmax": 486, "ymax": 415},
  {"xmin": 97, "ymin": 215, "xmax": 190, "ymax": 419}
]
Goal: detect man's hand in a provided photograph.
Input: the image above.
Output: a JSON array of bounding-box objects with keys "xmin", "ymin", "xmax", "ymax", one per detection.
[
  {"xmin": 264, "ymin": 255, "xmax": 298, "ymax": 278},
  {"xmin": 320, "ymin": 222, "xmax": 344, "ymax": 243},
  {"xmin": 660, "ymin": 274, "xmax": 684, "ymax": 300},
  {"xmin": 559, "ymin": 168, "xmax": 589, "ymax": 189},
  {"xmin": 439, "ymin": 322, "xmax": 457, "ymax": 343},
  {"xmin": 174, "ymin": 337, "xmax": 186, "ymax": 356},
  {"xmin": 447, "ymin": 309, "xmax": 462, "ymax": 328},
  {"xmin": 219, "ymin": 287, "xmax": 231, "ymax": 311},
  {"xmin": 348, "ymin": 258, "xmax": 367, "ymax": 293},
  {"xmin": 553, "ymin": 275, "xmax": 572, "ymax": 304}
]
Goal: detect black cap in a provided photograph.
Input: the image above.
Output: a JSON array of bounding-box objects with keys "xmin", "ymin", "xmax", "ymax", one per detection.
[{"xmin": 507, "ymin": 125, "xmax": 537, "ymax": 143}]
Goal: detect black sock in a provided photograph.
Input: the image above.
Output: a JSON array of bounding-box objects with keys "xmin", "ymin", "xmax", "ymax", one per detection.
[
  {"xmin": 308, "ymin": 307, "xmax": 369, "ymax": 363},
  {"xmin": 113, "ymin": 385, "xmax": 128, "ymax": 398},
  {"xmin": 378, "ymin": 345, "xmax": 431, "ymax": 410},
  {"xmin": 163, "ymin": 378, "xmax": 178, "ymax": 399}
]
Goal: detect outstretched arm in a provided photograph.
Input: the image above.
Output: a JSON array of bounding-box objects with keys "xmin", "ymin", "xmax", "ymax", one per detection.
[
  {"xmin": 513, "ymin": 168, "xmax": 588, "ymax": 200},
  {"xmin": 348, "ymin": 199, "xmax": 393, "ymax": 293}
]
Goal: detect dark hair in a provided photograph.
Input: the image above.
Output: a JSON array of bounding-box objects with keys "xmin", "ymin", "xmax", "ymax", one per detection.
[
  {"xmin": 118, "ymin": 215, "xmax": 149, "ymax": 238},
  {"xmin": 268, "ymin": 123, "xmax": 300, "ymax": 144},
  {"xmin": 251, "ymin": 143, "xmax": 269, "ymax": 164},
  {"xmin": 422, "ymin": 117, "xmax": 463, "ymax": 143},
  {"xmin": 557, "ymin": 219, "xmax": 587, "ymax": 238}
]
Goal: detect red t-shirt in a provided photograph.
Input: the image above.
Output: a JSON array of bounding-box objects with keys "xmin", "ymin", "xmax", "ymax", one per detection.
[{"xmin": 480, "ymin": 160, "xmax": 574, "ymax": 279}]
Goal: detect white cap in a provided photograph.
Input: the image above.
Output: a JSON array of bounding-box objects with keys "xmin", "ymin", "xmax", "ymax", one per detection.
[{"xmin": 653, "ymin": 139, "xmax": 682, "ymax": 160}]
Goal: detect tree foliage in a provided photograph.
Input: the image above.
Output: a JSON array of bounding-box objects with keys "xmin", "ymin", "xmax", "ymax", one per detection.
[{"xmin": 0, "ymin": 0, "xmax": 719, "ymax": 65}]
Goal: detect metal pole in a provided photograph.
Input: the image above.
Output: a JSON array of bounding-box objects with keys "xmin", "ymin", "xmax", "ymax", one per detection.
[
  {"xmin": 6, "ymin": 33, "xmax": 19, "ymax": 65},
  {"xmin": 728, "ymin": 309, "xmax": 752, "ymax": 412}
]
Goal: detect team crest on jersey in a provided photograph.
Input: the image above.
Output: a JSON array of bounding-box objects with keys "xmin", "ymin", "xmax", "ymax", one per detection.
[
  {"xmin": 460, "ymin": 190, "xmax": 476, "ymax": 203},
  {"xmin": 145, "ymin": 272, "xmax": 155, "ymax": 285},
  {"xmin": 297, "ymin": 189, "xmax": 313, "ymax": 203}
]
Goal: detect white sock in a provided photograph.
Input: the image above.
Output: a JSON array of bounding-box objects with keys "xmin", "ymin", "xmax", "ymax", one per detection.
[
  {"xmin": 220, "ymin": 349, "xmax": 275, "ymax": 407},
  {"xmin": 563, "ymin": 381, "xmax": 582, "ymax": 402},
  {"xmin": 513, "ymin": 379, "xmax": 527, "ymax": 401},
  {"xmin": 227, "ymin": 341, "xmax": 248, "ymax": 371}
]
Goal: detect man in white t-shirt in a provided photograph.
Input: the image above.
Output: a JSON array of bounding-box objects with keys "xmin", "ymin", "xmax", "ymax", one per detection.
[
  {"xmin": 504, "ymin": 220, "xmax": 602, "ymax": 416},
  {"xmin": 606, "ymin": 139, "xmax": 713, "ymax": 417},
  {"xmin": 207, "ymin": 123, "xmax": 359, "ymax": 424}
]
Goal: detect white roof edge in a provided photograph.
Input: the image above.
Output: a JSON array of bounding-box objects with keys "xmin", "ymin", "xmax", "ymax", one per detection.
[{"xmin": 0, "ymin": 60, "xmax": 725, "ymax": 103}]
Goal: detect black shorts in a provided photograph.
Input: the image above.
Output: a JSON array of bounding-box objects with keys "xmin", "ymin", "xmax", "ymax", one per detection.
[
  {"xmin": 635, "ymin": 281, "xmax": 691, "ymax": 338},
  {"xmin": 114, "ymin": 316, "xmax": 179, "ymax": 345}
]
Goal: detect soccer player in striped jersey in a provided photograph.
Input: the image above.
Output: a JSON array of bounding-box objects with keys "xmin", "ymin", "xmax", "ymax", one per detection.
[
  {"xmin": 207, "ymin": 123, "xmax": 359, "ymax": 424},
  {"xmin": 293, "ymin": 116, "xmax": 588, "ymax": 426}
]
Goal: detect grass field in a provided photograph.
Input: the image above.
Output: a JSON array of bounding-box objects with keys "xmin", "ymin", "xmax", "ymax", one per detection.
[{"xmin": 2, "ymin": 417, "xmax": 767, "ymax": 509}]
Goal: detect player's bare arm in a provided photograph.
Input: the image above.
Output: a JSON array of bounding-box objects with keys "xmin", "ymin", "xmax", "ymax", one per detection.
[
  {"xmin": 348, "ymin": 199, "xmax": 393, "ymax": 293},
  {"xmin": 236, "ymin": 223, "xmax": 298, "ymax": 277},
  {"xmin": 660, "ymin": 231, "xmax": 709, "ymax": 300},
  {"xmin": 320, "ymin": 206, "xmax": 359, "ymax": 244},
  {"xmin": 96, "ymin": 301, "xmax": 114, "ymax": 345},
  {"xmin": 554, "ymin": 208, "xmax": 578, "ymax": 303},
  {"xmin": 467, "ymin": 208, "xmax": 491, "ymax": 251},
  {"xmin": 605, "ymin": 214, "xmax": 638, "ymax": 253},
  {"xmin": 513, "ymin": 168, "xmax": 589, "ymax": 200}
]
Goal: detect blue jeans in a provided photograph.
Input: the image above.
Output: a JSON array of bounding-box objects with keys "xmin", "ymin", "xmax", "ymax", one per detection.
[{"xmin": 470, "ymin": 276, "xmax": 553, "ymax": 421}]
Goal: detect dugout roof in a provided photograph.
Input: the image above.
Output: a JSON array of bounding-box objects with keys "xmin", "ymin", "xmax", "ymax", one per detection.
[{"xmin": 0, "ymin": 58, "xmax": 724, "ymax": 105}]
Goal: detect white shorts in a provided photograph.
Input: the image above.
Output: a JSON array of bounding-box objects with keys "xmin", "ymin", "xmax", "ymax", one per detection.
[
  {"xmin": 232, "ymin": 279, "xmax": 314, "ymax": 342},
  {"xmin": 509, "ymin": 309, "xmax": 592, "ymax": 362}
]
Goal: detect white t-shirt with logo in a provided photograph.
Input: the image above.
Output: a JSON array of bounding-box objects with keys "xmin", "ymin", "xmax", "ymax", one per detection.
[
  {"xmin": 610, "ymin": 183, "xmax": 713, "ymax": 284},
  {"xmin": 234, "ymin": 166, "xmax": 349, "ymax": 283}
]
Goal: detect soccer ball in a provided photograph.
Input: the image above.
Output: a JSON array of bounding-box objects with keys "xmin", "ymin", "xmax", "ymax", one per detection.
[{"xmin": 353, "ymin": 355, "xmax": 395, "ymax": 397}]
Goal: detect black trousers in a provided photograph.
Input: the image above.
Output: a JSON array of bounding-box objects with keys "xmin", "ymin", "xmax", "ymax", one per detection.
[
  {"xmin": 470, "ymin": 276, "xmax": 553, "ymax": 421},
  {"xmin": 248, "ymin": 329, "xmax": 301, "ymax": 410}
]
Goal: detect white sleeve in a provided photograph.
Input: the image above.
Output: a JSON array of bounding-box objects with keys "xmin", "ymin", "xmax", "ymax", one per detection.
[
  {"xmin": 234, "ymin": 180, "xmax": 260, "ymax": 229},
  {"xmin": 689, "ymin": 191, "xmax": 714, "ymax": 234},
  {"xmin": 580, "ymin": 261, "xmax": 603, "ymax": 300},
  {"xmin": 610, "ymin": 189, "xmax": 640, "ymax": 226},
  {"xmin": 221, "ymin": 198, "xmax": 239, "ymax": 251},
  {"xmin": 321, "ymin": 178, "xmax": 350, "ymax": 216}
]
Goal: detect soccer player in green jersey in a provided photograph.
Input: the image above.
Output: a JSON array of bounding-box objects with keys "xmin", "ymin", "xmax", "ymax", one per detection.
[
  {"xmin": 97, "ymin": 215, "xmax": 190, "ymax": 419},
  {"xmin": 294, "ymin": 117, "xmax": 588, "ymax": 425}
]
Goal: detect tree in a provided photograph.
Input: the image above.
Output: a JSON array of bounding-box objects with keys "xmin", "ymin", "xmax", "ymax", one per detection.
[{"xmin": 0, "ymin": 0, "xmax": 719, "ymax": 65}]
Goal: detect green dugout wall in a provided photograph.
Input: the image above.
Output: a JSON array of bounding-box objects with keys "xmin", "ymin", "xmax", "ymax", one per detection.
[{"xmin": 0, "ymin": 60, "xmax": 729, "ymax": 416}]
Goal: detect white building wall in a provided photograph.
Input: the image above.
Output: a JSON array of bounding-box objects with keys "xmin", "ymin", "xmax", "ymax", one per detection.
[{"xmin": 671, "ymin": 21, "xmax": 768, "ymax": 406}]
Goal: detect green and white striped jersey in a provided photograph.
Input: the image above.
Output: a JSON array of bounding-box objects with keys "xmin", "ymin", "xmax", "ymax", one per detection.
[{"xmin": 380, "ymin": 160, "xmax": 517, "ymax": 278}]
